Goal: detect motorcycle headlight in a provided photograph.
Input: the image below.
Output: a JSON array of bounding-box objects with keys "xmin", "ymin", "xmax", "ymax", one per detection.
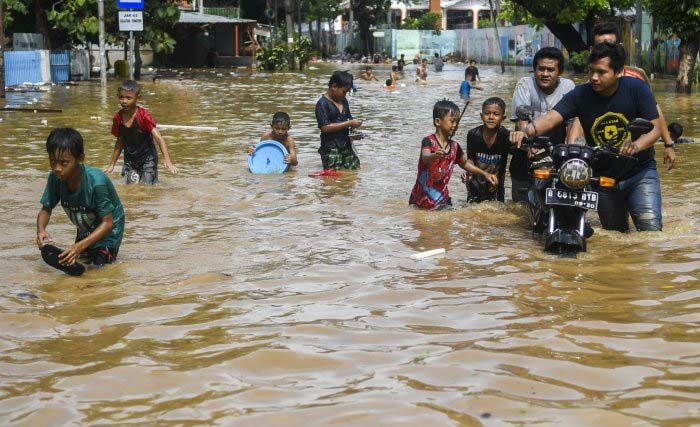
[{"xmin": 559, "ymin": 158, "xmax": 591, "ymax": 189}]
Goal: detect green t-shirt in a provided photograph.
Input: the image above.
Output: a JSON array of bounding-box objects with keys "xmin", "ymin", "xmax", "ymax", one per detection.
[{"xmin": 40, "ymin": 165, "xmax": 125, "ymax": 249}]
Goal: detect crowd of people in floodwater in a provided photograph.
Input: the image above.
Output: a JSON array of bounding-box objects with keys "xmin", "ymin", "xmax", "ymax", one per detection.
[{"xmin": 35, "ymin": 22, "xmax": 682, "ymax": 276}]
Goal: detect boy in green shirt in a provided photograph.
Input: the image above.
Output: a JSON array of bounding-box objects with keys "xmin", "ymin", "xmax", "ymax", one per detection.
[{"xmin": 37, "ymin": 128, "xmax": 125, "ymax": 272}]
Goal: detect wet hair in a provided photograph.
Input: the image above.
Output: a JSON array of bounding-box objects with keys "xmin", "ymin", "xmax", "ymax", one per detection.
[
  {"xmin": 421, "ymin": 58, "xmax": 428, "ymax": 63},
  {"xmin": 271, "ymin": 111, "xmax": 291, "ymax": 128},
  {"xmin": 433, "ymin": 99, "xmax": 460, "ymax": 121},
  {"xmin": 46, "ymin": 127, "xmax": 84, "ymax": 159},
  {"xmin": 385, "ymin": 78, "xmax": 393, "ymax": 86},
  {"xmin": 434, "ymin": 52, "xmax": 440, "ymax": 58},
  {"xmin": 118, "ymin": 79, "xmax": 140, "ymax": 95},
  {"xmin": 533, "ymin": 47, "xmax": 565, "ymax": 73},
  {"xmin": 668, "ymin": 122, "xmax": 683, "ymax": 140},
  {"xmin": 482, "ymin": 97, "xmax": 506, "ymax": 114},
  {"xmin": 392, "ymin": 65, "xmax": 398, "ymax": 71},
  {"xmin": 465, "ymin": 68, "xmax": 474, "ymax": 79},
  {"xmin": 328, "ymin": 70, "xmax": 354, "ymax": 89},
  {"xmin": 469, "ymin": 59, "xmax": 476, "ymax": 64},
  {"xmin": 588, "ymin": 41, "xmax": 626, "ymax": 73},
  {"xmin": 365, "ymin": 66, "xmax": 372, "ymax": 71},
  {"xmin": 592, "ymin": 22, "xmax": 620, "ymax": 43}
]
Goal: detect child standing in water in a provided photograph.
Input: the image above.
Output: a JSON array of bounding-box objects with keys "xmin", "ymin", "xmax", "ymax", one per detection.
[
  {"xmin": 464, "ymin": 97, "xmax": 513, "ymax": 203},
  {"xmin": 104, "ymin": 80, "xmax": 178, "ymax": 184},
  {"xmin": 315, "ymin": 71, "xmax": 363, "ymax": 170},
  {"xmin": 249, "ymin": 111, "xmax": 298, "ymax": 167},
  {"xmin": 37, "ymin": 128, "xmax": 125, "ymax": 268},
  {"xmin": 409, "ymin": 99, "xmax": 483, "ymax": 209},
  {"xmin": 416, "ymin": 58, "xmax": 428, "ymax": 84},
  {"xmin": 459, "ymin": 69, "xmax": 482, "ymax": 100}
]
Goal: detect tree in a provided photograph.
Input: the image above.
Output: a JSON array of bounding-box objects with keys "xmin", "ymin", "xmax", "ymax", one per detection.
[
  {"xmin": 304, "ymin": 0, "xmax": 342, "ymax": 56},
  {"xmin": 401, "ymin": 12, "xmax": 441, "ymax": 32},
  {"xmin": 351, "ymin": 0, "xmax": 391, "ymax": 55},
  {"xmin": 506, "ymin": 0, "xmax": 635, "ymax": 52},
  {"xmin": 644, "ymin": 1, "xmax": 700, "ymax": 93},
  {"xmin": 4, "ymin": 0, "xmax": 178, "ymax": 74}
]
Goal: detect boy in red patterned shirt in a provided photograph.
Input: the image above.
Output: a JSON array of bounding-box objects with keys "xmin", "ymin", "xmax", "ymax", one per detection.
[{"xmin": 104, "ymin": 80, "xmax": 179, "ymax": 184}]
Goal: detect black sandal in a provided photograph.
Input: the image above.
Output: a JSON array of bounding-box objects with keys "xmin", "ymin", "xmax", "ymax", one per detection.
[{"xmin": 41, "ymin": 244, "xmax": 86, "ymax": 276}]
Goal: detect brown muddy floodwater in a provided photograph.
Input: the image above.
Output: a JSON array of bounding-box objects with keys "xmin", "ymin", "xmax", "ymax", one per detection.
[{"xmin": 0, "ymin": 62, "xmax": 699, "ymax": 426}]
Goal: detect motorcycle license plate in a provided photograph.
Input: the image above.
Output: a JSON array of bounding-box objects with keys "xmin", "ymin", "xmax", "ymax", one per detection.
[{"xmin": 546, "ymin": 188, "xmax": 599, "ymax": 210}]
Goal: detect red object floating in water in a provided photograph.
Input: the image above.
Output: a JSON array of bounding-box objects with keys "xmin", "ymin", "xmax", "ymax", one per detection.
[{"xmin": 308, "ymin": 168, "xmax": 343, "ymax": 177}]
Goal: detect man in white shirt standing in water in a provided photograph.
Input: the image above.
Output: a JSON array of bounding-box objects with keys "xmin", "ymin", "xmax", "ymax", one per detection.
[{"xmin": 509, "ymin": 47, "xmax": 575, "ymax": 202}]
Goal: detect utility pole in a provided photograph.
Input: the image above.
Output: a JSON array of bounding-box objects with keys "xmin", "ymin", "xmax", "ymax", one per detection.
[
  {"xmin": 488, "ymin": 0, "xmax": 505, "ymax": 73},
  {"xmin": 0, "ymin": 0, "xmax": 6, "ymax": 98},
  {"xmin": 635, "ymin": 0, "xmax": 643, "ymax": 67},
  {"xmin": 348, "ymin": 0, "xmax": 354, "ymax": 51},
  {"xmin": 98, "ymin": 0, "xmax": 107, "ymax": 87},
  {"xmin": 285, "ymin": 0, "xmax": 295, "ymax": 69}
]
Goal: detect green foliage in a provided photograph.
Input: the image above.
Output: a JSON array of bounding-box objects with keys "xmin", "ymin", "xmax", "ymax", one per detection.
[
  {"xmin": 478, "ymin": 18, "xmax": 494, "ymax": 29},
  {"xmin": 256, "ymin": 42, "xmax": 288, "ymax": 71},
  {"xmin": 46, "ymin": 0, "xmax": 103, "ymax": 46},
  {"xmin": 291, "ymin": 36, "xmax": 314, "ymax": 69},
  {"xmin": 5, "ymin": 0, "xmax": 178, "ymax": 53},
  {"xmin": 510, "ymin": 0, "xmax": 635, "ymax": 25},
  {"xmin": 498, "ymin": 0, "xmax": 542, "ymax": 26},
  {"xmin": 644, "ymin": 1, "xmax": 700, "ymax": 44},
  {"xmin": 2, "ymin": 0, "xmax": 29, "ymax": 29},
  {"xmin": 568, "ymin": 50, "xmax": 589, "ymax": 73},
  {"xmin": 401, "ymin": 12, "xmax": 441, "ymax": 33},
  {"xmin": 303, "ymin": 0, "xmax": 342, "ymax": 22},
  {"xmin": 143, "ymin": 2, "xmax": 180, "ymax": 54}
]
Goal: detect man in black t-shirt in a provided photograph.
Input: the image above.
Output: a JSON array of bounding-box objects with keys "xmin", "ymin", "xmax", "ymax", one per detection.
[{"xmin": 510, "ymin": 42, "xmax": 662, "ymax": 232}]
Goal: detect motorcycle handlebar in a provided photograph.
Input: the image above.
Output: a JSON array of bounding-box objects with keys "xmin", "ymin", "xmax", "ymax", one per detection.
[
  {"xmin": 594, "ymin": 145, "xmax": 639, "ymax": 162},
  {"xmin": 519, "ymin": 136, "xmax": 551, "ymax": 149}
]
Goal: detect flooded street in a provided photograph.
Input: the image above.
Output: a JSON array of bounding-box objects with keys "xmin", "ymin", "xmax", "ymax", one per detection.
[{"xmin": 1, "ymin": 63, "xmax": 699, "ymax": 426}]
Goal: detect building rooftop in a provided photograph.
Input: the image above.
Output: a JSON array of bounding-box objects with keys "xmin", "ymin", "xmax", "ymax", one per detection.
[{"xmin": 178, "ymin": 11, "xmax": 256, "ymax": 24}]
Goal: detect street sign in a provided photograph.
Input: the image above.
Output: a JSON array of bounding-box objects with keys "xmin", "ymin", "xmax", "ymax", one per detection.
[
  {"xmin": 117, "ymin": 0, "xmax": 144, "ymax": 10},
  {"xmin": 118, "ymin": 11, "xmax": 143, "ymax": 31}
]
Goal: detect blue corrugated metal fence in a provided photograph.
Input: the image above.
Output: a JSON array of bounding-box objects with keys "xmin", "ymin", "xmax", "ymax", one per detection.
[
  {"xmin": 3, "ymin": 51, "xmax": 42, "ymax": 86},
  {"xmin": 50, "ymin": 50, "xmax": 70, "ymax": 82}
]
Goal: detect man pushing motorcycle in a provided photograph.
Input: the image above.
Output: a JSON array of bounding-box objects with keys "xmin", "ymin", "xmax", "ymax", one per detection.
[{"xmin": 509, "ymin": 42, "xmax": 662, "ymax": 232}]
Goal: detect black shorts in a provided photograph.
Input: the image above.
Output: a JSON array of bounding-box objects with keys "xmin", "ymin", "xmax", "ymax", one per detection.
[
  {"xmin": 124, "ymin": 154, "xmax": 158, "ymax": 184},
  {"xmin": 85, "ymin": 247, "xmax": 119, "ymax": 266}
]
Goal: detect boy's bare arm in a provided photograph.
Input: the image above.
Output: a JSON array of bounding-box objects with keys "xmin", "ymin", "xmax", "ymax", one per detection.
[
  {"xmin": 320, "ymin": 119, "xmax": 362, "ymax": 133},
  {"xmin": 152, "ymin": 128, "xmax": 179, "ymax": 174},
  {"xmin": 460, "ymin": 158, "xmax": 498, "ymax": 185},
  {"xmin": 36, "ymin": 207, "xmax": 53, "ymax": 247},
  {"xmin": 59, "ymin": 213, "xmax": 114, "ymax": 266},
  {"xmin": 104, "ymin": 138, "xmax": 125, "ymax": 174},
  {"xmin": 420, "ymin": 147, "xmax": 446, "ymax": 165},
  {"xmin": 285, "ymin": 135, "xmax": 298, "ymax": 166}
]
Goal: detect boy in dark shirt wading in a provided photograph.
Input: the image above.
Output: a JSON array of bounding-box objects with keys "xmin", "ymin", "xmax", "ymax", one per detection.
[
  {"xmin": 104, "ymin": 80, "xmax": 179, "ymax": 184},
  {"xmin": 315, "ymin": 71, "xmax": 364, "ymax": 170}
]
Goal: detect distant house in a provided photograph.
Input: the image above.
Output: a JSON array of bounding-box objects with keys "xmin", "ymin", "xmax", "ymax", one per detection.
[
  {"xmin": 391, "ymin": 0, "xmax": 495, "ymax": 30},
  {"xmin": 170, "ymin": 1, "xmax": 257, "ymax": 67},
  {"xmin": 336, "ymin": 0, "xmax": 495, "ymax": 31}
]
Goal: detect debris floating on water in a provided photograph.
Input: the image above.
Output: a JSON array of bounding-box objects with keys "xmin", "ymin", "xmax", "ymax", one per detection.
[
  {"xmin": 410, "ymin": 248, "xmax": 445, "ymax": 260},
  {"xmin": 158, "ymin": 124, "xmax": 218, "ymax": 131}
]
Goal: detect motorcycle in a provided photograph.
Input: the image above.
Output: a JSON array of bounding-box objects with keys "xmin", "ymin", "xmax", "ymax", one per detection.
[{"xmin": 515, "ymin": 105, "xmax": 655, "ymax": 257}]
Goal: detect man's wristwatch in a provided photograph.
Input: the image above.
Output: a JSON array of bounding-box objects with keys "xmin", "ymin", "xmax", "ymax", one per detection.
[{"xmin": 664, "ymin": 142, "xmax": 675, "ymax": 149}]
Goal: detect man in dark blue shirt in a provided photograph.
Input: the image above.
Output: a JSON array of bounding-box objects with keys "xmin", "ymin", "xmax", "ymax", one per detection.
[{"xmin": 510, "ymin": 42, "xmax": 662, "ymax": 232}]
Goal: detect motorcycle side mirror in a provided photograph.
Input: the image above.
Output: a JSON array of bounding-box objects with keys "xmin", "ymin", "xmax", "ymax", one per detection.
[
  {"xmin": 627, "ymin": 118, "xmax": 654, "ymax": 140},
  {"xmin": 515, "ymin": 105, "xmax": 534, "ymax": 122}
]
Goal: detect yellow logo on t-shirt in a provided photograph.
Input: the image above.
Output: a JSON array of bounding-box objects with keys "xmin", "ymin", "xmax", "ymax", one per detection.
[{"xmin": 591, "ymin": 112, "xmax": 629, "ymax": 147}]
